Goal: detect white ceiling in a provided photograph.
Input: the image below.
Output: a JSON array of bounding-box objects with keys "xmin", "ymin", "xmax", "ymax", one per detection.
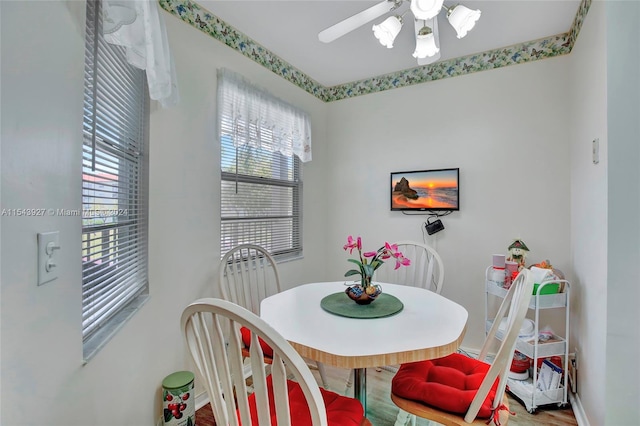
[{"xmin": 195, "ymin": 1, "xmax": 582, "ymax": 87}]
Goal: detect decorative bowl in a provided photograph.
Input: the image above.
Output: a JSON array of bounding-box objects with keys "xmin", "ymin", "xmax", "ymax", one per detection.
[{"xmin": 345, "ymin": 284, "xmax": 382, "ymax": 305}]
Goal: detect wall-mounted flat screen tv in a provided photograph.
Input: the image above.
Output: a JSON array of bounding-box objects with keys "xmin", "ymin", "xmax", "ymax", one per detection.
[{"xmin": 390, "ymin": 168, "xmax": 460, "ymax": 211}]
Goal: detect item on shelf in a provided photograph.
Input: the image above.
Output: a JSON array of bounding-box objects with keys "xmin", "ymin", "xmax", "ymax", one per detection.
[
  {"xmin": 499, "ymin": 318, "xmax": 536, "ymax": 341},
  {"xmin": 538, "ymin": 326, "xmax": 556, "ymax": 342},
  {"xmin": 509, "ymin": 370, "xmax": 529, "ymax": 380},
  {"xmin": 510, "ymin": 350, "xmax": 531, "ymax": 381},
  {"xmin": 507, "ymin": 239, "xmax": 529, "ymax": 270},
  {"xmin": 488, "ymin": 266, "xmax": 506, "ymax": 287},
  {"xmin": 488, "ymin": 254, "xmax": 507, "ymax": 287},
  {"xmin": 505, "ymin": 261, "xmax": 519, "ymax": 289},
  {"xmin": 530, "ymin": 266, "xmax": 560, "ymax": 295},
  {"xmin": 536, "ymin": 355, "xmax": 563, "ymax": 370},
  {"xmin": 537, "ymin": 359, "xmax": 563, "ymax": 391},
  {"xmin": 531, "ymin": 259, "xmax": 565, "ymax": 278}
]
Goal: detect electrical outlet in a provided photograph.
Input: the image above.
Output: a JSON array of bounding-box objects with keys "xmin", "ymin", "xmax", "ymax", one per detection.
[{"xmin": 37, "ymin": 231, "xmax": 60, "ymax": 286}]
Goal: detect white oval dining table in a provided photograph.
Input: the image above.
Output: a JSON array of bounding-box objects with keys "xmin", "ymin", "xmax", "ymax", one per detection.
[{"xmin": 260, "ymin": 281, "xmax": 469, "ymax": 412}]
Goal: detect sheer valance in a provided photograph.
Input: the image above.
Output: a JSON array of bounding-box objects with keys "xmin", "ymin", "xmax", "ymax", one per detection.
[
  {"xmin": 102, "ymin": 0, "xmax": 179, "ymax": 107},
  {"xmin": 217, "ymin": 68, "xmax": 312, "ymax": 162}
]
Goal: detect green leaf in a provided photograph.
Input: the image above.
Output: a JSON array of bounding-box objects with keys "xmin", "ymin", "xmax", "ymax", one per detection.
[
  {"xmin": 363, "ymin": 264, "xmax": 375, "ymax": 276},
  {"xmin": 164, "ymin": 409, "xmax": 173, "ymax": 422},
  {"xmin": 187, "ymin": 417, "xmax": 194, "ymax": 426},
  {"xmin": 344, "ymin": 269, "xmax": 361, "ymax": 277},
  {"xmin": 372, "ymin": 260, "xmax": 385, "ymax": 271},
  {"xmin": 347, "ymin": 259, "xmax": 363, "ymax": 268}
]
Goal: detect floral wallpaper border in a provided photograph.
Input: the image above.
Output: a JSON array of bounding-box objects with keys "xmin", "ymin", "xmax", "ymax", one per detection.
[{"xmin": 159, "ymin": 0, "xmax": 591, "ymax": 103}]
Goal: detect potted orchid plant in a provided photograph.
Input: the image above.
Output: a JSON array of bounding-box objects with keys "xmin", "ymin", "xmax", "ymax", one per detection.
[{"xmin": 343, "ymin": 235, "xmax": 411, "ymax": 304}]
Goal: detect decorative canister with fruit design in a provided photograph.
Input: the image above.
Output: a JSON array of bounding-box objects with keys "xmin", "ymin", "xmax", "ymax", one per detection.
[{"xmin": 162, "ymin": 371, "xmax": 195, "ymax": 426}]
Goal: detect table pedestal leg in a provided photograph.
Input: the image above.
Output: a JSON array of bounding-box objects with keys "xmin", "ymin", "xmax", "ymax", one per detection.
[{"xmin": 352, "ymin": 368, "xmax": 366, "ymax": 412}]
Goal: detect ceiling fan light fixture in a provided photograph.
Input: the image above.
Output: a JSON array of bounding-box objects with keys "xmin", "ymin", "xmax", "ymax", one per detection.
[
  {"xmin": 372, "ymin": 15, "xmax": 403, "ymax": 48},
  {"xmin": 447, "ymin": 4, "xmax": 481, "ymax": 39},
  {"xmin": 410, "ymin": 0, "xmax": 444, "ymax": 20},
  {"xmin": 413, "ymin": 26, "xmax": 439, "ymax": 58}
]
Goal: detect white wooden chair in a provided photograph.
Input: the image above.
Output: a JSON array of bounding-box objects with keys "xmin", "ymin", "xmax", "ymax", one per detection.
[
  {"xmin": 219, "ymin": 244, "xmax": 329, "ymax": 388},
  {"xmin": 374, "ymin": 241, "xmax": 444, "ymax": 294},
  {"xmin": 181, "ymin": 298, "xmax": 372, "ymax": 425},
  {"xmin": 390, "ymin": 268, "xmax": 535, "ymax": 426}
]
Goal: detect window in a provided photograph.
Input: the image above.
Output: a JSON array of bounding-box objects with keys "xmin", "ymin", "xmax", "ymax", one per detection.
[
  {"xmin": 218, "ymin": 69, "xmax": 312, "ymax": 261},
  {"xmin": 82, "ymin": 0, "xmax": 149, "ymax": 360}
]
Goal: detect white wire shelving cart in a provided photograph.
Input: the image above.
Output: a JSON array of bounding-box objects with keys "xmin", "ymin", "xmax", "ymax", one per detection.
[{"xmin": 485, "ymin": 266, "xmax": 570, "ymax": 413}]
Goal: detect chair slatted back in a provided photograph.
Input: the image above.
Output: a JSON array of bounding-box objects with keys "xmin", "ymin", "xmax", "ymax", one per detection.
[
  {"xmin": 219, "ymin": 244, "xmax": 281, "ymax": 315},
  {"xmin": 181, "ymin": 298, "xmax": 328, "ymax": 426},
  {"xmin": 374, "ymin": 241, "xmax": 444, "ymax": 294},
  {"xmin": 464, "ymin": 268, "xmax": 534, "ymax": 422}
]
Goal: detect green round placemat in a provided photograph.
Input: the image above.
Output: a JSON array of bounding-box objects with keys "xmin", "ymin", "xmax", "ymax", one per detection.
[{"xmin": 320, "ymin": 292, "xmax": 404, "ymax": 319}]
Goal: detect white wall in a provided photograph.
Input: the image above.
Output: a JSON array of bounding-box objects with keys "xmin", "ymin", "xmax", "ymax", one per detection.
[
  {"xmin": 325, "ymin": 59, "xmax": 572, "ymax": 350},
  {"xmin": 569, "ymin": 2, "xmax": 640, "ymax": 424},
  {"xmin": 0, "ymin": 2, "xmax": 329, "ymax": 425},
  {"xmin": 1, "ymin": 1, "xmax": 86, "ymax": 424},
  {"xmin": 568, "ymin": 1, "xmax": 608, "ymax": 424},
  {"xmin": 604, "ymin": 1, "xmax": 640, "ymax": 423}
]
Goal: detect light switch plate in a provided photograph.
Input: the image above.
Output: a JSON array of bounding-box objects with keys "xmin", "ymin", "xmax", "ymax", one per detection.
[
  {"xmin": 592, "ymin": 138, "xmax": 600, "ymax": 164},
  {"xmin": 38, "ymin": 231, "xmax": 60, "ymax": 286}
]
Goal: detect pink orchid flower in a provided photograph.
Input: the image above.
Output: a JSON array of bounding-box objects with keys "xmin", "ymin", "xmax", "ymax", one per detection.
[
  {"xmin": 394, "ymin": 254, "xmax": 411, "ymax": 270},
  {"xmin": 343, "ymin": 235, "xmax": 410, "ymax": 282},
  {"xmin": 343, "ymin": 235, "xmax": 358, "ymax": 253}
]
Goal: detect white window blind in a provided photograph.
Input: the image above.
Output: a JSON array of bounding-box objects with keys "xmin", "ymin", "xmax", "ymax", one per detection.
[
  {"xmin": 218, "ymin": 69, "xmax": 308, "ymax": 260},
  {"xmin": 82, "ymin": 0, "xmax": 149, "ymax": 358}
]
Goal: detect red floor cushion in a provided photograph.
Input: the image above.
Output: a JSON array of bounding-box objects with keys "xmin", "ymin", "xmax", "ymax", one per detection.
[
  {"xmin": 247, "ymin": 375, "xmax": 364, "ymax": 425},
  {"xmin": 240, "ymin": 326, "xmax": 274, "ymax": 358},
  {"xmin": 391, "ymin": 353, "xmax": 498, "ymax": 419}
]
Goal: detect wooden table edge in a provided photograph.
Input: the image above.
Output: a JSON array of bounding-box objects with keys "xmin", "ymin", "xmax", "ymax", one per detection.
[{"xmin": 289, "ymin": 323, "xmax": 468, "ymax": 369}]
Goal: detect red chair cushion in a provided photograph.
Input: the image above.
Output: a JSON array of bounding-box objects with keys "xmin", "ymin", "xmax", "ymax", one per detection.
[
  {"xmin": 391, "ymin": 353, "xmax": 498, "ymax": 419},
  {"xmin": 240, "ymin": 326, "xmax": 274, "ymax": 358},
  {"xmin": 247, "ymin": 375, "xmax": 364, "ymax": 425}
]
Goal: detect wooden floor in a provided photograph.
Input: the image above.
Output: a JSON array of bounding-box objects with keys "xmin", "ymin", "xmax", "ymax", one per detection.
[{"xmin": 196, "ymin": 364, "xmax": 578, "ymax": 425}]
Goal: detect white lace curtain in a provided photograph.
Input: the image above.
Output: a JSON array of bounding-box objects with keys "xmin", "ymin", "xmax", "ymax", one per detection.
[
  {"xmin": 102, "ymin": 0, "xmax": 179, "ymax": 107},
  {"xmin": 217, "ymin": 68, "xmax": 312, "ymax": 162}
]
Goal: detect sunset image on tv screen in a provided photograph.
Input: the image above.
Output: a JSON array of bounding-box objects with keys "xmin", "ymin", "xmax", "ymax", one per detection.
[{"xmin": 391, "ymin": 169, "xmax": 459, "ymax": 210}]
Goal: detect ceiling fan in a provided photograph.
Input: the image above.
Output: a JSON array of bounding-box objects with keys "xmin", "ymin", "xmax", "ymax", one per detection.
[{"xmin": 318, "ymin": 0, "xmax": 481, "ymax": 66}]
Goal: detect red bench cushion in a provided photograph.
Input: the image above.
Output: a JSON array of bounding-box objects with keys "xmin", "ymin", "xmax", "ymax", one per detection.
[
  {"xmin": 247, "ymin": 375, "xmax": 364, "ymax": 425},
  {"xmin": 240, "ymin": 326, "xmax": 274, "ymax": 358},
  {"xmin": 391, "ymin": 353, "xmax": 498, "ymax": 419}
]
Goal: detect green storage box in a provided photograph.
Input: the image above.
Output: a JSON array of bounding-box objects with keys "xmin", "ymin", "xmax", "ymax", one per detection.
[{"xmin": 533, "ymin": 282, "xmax": 559, "ymax": 295}]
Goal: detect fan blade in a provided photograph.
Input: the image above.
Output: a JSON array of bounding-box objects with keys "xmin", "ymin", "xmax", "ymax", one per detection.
[
  {"xmin": 318, "ymin": 0, "xmax": 397, "ymax": 43},
  {"xmin": 415, "ymin": 17, "xmax": 441, "ymax": 66}
]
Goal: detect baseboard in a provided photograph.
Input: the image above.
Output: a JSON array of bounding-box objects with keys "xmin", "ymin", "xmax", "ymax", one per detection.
[
  {"xmin": 568, "ymin": 392, "xmax": 589, "ymax": 426},
  {"xmin": 195, "ymin": 390, "xmax": 209, "ymax": 410}
]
